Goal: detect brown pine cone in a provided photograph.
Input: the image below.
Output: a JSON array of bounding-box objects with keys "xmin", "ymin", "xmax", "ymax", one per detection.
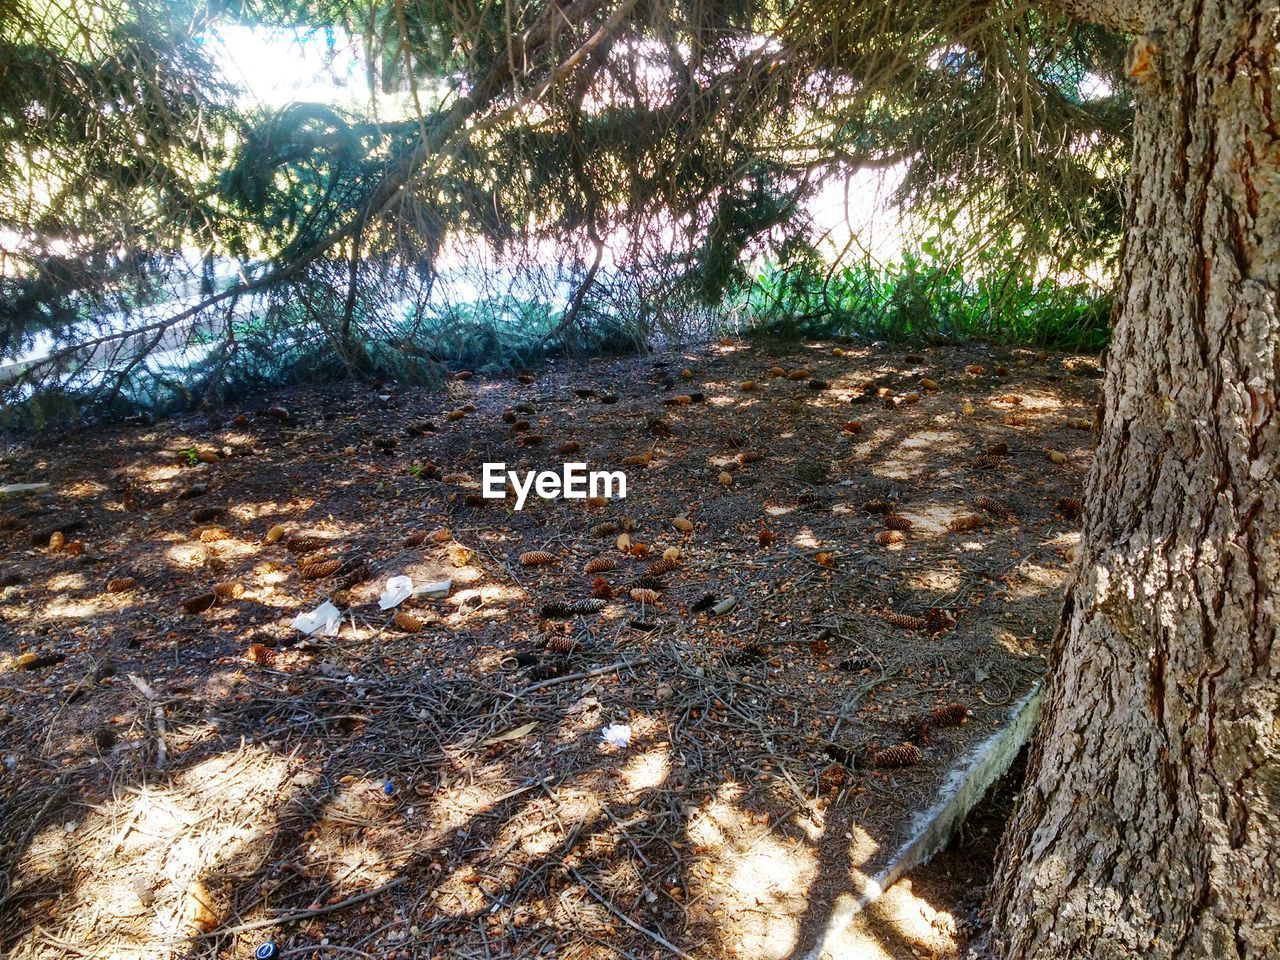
[
  {"xmin": 299, "ymin": 557, "xmax": 342, "ymax": 580},
  {"xmin": 393, "ymin": 611, "xmax": 424, "ymax": 633},
  {"xmin": 929, "ymin": 702, "xmax": 970, "ymax": 727},
  {"xmin": 644, "ymin": 556, "xmax": 679, "ymax": 578},
  {"xmin": 872, "ymin": 743, "xmax": 924, "ymax": 768},
  {"xmin": 948, "ymin": 513, "xmax": 984, "ymax": 532},
  {"xmin": 974, "ymin": 495, "xmax": 1011, "ymax": 517},
  {"xmin": 818, "ymin": 764, "xmax": 849, "ymax": 794},
  {"xmin": 879, "ymin": 610, "xmax": 929, "ymax": 631},
  {"xmin": 180, "ymin": 591, "xmax": 217, "ymax": 615},
  {"xmin": 583, "ymin": 555, "xmax": 616, "ymax": 574},
  {"xmin": 1056, "ymin": 497, "xmax": 1083, "ymax": 518},
  {"xmin": 286, "ymin": 535, "xmax": 330, "ymax": 555},
  {"xmin": 247, "ymin": 643, "xmax": 277, "ymax": 666},
  {"xmin": 884, "ymin": 514, "xmax": 914, "ymax": 531},
  {"xmin": 924, "ymin": 608, "xmax": 957, "ymax": 634},
  {"xmin": 545, "ymin": 634, "xmax": 579, "ymax": 654},
  {"xmin": 519, "ymin": 550, "xmax": 557, "ymax": 567}
]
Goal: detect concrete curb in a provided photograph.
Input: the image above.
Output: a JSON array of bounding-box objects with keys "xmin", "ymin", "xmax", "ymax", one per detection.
[{"xmin": 803, "ymin": 682, "xmax": 1044, "ymax": 960}]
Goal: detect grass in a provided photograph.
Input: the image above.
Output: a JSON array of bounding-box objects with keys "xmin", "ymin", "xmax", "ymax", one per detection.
[{"xmin": 738, "ymin": 242, "xmax": 1112, "ymax": 353}]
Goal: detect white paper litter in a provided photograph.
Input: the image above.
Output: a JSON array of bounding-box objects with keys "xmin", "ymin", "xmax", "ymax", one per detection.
[
  {"xmin": 292, "ymin": 601, "xmax": 343, "ymax": 636},
  {"xmin": 601, "ymin": 723, "xmax": 632, "ymax": 748},
  {"xmin": 378, "ymin": 576, "xmax": 415, "ymax": 610}
]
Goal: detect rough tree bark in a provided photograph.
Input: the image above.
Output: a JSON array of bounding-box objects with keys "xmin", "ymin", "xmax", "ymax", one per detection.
[{"xmin": 990, "ymin": 2, "xmax": 1279, "ymax": 958}]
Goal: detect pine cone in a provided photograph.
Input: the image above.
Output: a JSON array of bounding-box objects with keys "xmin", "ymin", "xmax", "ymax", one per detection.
[
  {"xmin": 863, "ymin": 498, "xmax": 894, "ymax": 514},
  {"xmin": 872, "ymin": 743, "xmax": 923, "ymax": 768},
  {"xmin": 948, "ymin": 513, "xmax": 984, "ymax": 532},
  {"xmin": 181, "ymin": 591, "xmax": 217, "ymax": 615},
  {"xmin": 630, "ymin": 574, "xmax": 666, "ymax": 591},
  {"xmin": 213, "ymin": 581, "xmax": 244, "ymax": 600},
  {"xmin": 879, "ymin": 610, "xmax": 929, "ymax": 631},
  {"xmin": 1056, "ymin": 497, "xmax": 1083, "ymax": 518},
  {"xmin": 393, "ymin": 611, "xmax": 424, "ymax": 633},
  {"xmin": 336, "ymin": 560, "xmax": 371, "ymax": 589},
  {"xmin": 876, "ymin": 530, "xmax": 906, "ymax": 545},
  {"xmin": 929, "ymin": 702, "xmax": 969, "ymax": 727},
  {"xmin": 583, "ymin": 555, "xmax": 616, "ymax": 574},
  {"xmin": 541, "ymin": 598, "xmax": 607, "ymax": 617},
  {"xmin": 519, "ymin": 550, "xmax": 557, "ymax": 567},
  {"xmin": 591, "ymin": 520, "xmax": 620, "ymax": 537},
  {"xmin": 884, "ymin": 514, "xmax": 914, "ymax": 531},
  {"xmin": 644, "ymin": 556, "xmax": 679, "ymax": 578},
  {"xmin": 529, "ymin": 659, "xmax": 569, "ymax": 681},
  {"xmin": 287, "ymin": 535, "xmax": 330, "ymax": 555},
  {"xmin": 924, "ymin": 608, "xmax": 956, "ymax": 634},
  {"xmin": 629, "ymin": 588, "xmax": 660, "ymax": 604},
  {"xmin": 199, "ymin": 527, "xmax": 230, "ymax": 543},
  {"xmin": 247, "ymin": 643, "xmax": 276, "ymax": 666},
  {"xmin": 299, "ymin": 557, "xmax": 342, "ymax": 580},
  {"xmin": 818, "ymin": 764, "xmax": 849, "ymax": 794},
  {"xmin": 106, "ymin": 577, "xmax": 136, "ymax": 593},
  {"xmin": 403, "ymin": 531, "xmax": 428, "ymax": 548},
  {"xmin": 545, "ymin": 634, "xmax": 579, "ymax": 654},
  {"xmin": 974, "ymin": 496, "xmax": 1011, "ymax": 517}
]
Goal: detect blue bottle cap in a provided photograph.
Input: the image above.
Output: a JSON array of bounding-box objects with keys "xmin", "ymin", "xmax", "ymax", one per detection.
[{"xmin": 255, "ymin": 943, "xmax": 279, "ymax": 960}]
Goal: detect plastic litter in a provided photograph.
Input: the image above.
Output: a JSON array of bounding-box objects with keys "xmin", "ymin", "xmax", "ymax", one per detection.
[
  {"xmin": 291, "ymin": 601, "xmax": 342, "ymax": 636},
  {"xmin": 601, "ymin": 723, "xmax": 632, "ymax": 748},
  {"xmin": 0, "ymin": 483, "xmax": 51, "ymax": 497},
  {"xmin": 255, "ymin": 944, "xmax": 280, "ymax": 960},
  {"xmin": 413, "ymin": 578, "xmax": 452, "ymax": 600}
]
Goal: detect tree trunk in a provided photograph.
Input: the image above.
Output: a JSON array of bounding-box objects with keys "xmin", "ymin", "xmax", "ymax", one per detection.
[{"xmin": 990, "ymin": 3, "xmax": 1279, "ymax": 958}]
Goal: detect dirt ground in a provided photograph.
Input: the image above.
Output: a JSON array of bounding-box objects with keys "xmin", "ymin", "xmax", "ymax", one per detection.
[{"xmin": 0, "ymin": 337, "xmax": 1100, "ymax": 959}]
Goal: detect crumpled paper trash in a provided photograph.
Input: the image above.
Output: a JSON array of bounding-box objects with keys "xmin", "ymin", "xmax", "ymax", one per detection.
[
  {"xmin": 601, "ymin": 723, "xmax": 632, "ymax": 748},
  {"xmin": 378, "ymin": 576, "xmax": 415, "ymax": 610},
  {"xmin": 291, "ymin": 601, "xmax": 342, "ymax": 636},
  {"xmin": 379, "ymin": 576, "xmax": 452, "ymax": 609}
]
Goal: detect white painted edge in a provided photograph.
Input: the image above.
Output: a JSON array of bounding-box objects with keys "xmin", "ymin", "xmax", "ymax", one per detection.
[{"xmin": 803, "ymin": 681, "xmax": 1044, "ymax": 960}]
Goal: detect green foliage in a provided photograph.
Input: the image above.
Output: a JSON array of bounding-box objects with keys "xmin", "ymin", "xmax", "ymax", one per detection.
[
  {"xmin": 0, "ymin": 0, "xmax": 1130, "ymax": 423},
  {"xmin": 742, "ymin": 240, "xmax": 1111, "ymax": 353}
]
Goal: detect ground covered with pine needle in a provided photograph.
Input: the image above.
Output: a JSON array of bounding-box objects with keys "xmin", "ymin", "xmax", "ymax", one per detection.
[{"xmin": 0, "ymin": 338, "xmax": 1100, "ymax": 959}]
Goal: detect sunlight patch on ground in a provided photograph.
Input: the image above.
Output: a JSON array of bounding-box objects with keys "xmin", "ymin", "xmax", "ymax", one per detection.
[
  {"xmin": 687, "ymin": 797, "xmax": 817, "ymax": 959},
  {"xmin": 619, "ymin": 742, "xmax": 670, "ymax": 796},
  {"xmin": 42, "ymin": 597, "xmax": 104, "ymax": 620},
  {"xmin": 874, "ymin": 430, "xmax": 963, "ymax": 480},
  {"xmin": 1004, "ymin": 560, "xmax": 1067, "ymax": 599},
  {"xmin": 9, "ymin": 747, "xmax": 296, "ymax": 954},
  {"xmin": 902, "ymin": 565, "xmax": 964, "ymax": 594},
  {"xmin": 166, "ymin": 542, "xmax": 210, "ymax": 568},
  {"xmin": 817, "ymin": 877, "xmax": 962, "ymax": 960}
]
